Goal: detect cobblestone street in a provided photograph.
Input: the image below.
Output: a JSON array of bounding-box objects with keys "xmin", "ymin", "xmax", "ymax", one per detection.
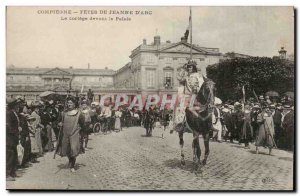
[{"xmin": 7, "ymin": 126, "xmax": 294, "ymax": 191}]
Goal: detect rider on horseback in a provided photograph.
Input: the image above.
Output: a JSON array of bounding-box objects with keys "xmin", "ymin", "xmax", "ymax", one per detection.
[{"xmin": 173, "ymin": 59, "xmax": 205, "ymax": 133}]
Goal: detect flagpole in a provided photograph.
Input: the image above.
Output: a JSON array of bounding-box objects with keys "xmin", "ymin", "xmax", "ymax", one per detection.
[{"xmin": 189, "ymin": 6, "xmax": 192, "ymax": 60}]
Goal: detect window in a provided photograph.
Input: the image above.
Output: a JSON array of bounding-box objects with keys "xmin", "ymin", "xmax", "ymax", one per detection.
[
  {"xmin": 146, "ymin": 69, "xmax": 155, "ymax": 88},
  {"xmin": 164, "ymin": 71, "xmax": 173, "ymax": 89},
  {"xmin": 199, "ymin": 58, "xmax": 205, "ymax": 61},
  {"xmin": 165, "ymin": 57, "xmax": 172, "ymax": 64},
  {"xmin": 10, "ymin": 76, "xmax": 13, "ymax": 80},
  {"xmin": 55, "ymin": 78, "xmax": 59, "ymax": 82},
  {"xmin": 27, "ymin": 76, "xmax": 30, "ymax": 81}
]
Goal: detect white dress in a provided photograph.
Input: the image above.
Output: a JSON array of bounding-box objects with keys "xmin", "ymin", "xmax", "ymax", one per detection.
[{"xmin": 173, "ymin": 72, "xmax": 204, "ymax": 132}]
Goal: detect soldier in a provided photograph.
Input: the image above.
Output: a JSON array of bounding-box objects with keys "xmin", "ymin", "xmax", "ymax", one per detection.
[{"xmin": 55, "ymin": 96, "xmax": 85, "ymax": 173}]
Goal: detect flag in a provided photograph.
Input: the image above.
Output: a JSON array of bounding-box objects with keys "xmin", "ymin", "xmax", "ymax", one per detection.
[{"xmin": 184, "ymin": 8, "xmax": 192, "ymax": 40}]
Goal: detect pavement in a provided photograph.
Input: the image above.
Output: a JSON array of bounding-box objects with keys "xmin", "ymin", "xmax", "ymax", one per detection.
[{"xmin": 7, "ymin": 126, "xmax": 294, "ymax": 191}]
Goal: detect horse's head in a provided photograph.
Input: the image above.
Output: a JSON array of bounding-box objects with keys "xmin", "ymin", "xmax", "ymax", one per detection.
[{"xmin": 196, "ymin": 77, "xmax": 216, "ymax": 108}]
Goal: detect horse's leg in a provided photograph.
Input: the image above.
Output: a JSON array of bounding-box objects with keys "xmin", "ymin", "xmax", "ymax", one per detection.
[
  {"xmin": 178, "ymin": 130, "xmax": 185, "ymax": 165},
  {"xmin": 192, "ymin": 132, "xmax": 201, "ymax": 171},
  {"xmin": 202, "ymin": 132, "xmax": 210, "ymax": 165}
]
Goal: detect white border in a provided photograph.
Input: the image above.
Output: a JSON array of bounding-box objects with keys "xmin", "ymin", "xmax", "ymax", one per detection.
[{"xmin": 0, "ymin": 0, "xmax": 298, "ymax": 195}]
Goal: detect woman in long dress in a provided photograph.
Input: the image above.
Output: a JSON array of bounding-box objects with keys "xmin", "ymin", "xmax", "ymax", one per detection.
[
  {"xmin": 114, "ymin": 108, "xmax": 122, "ymax": 132},
  {"xmin": 31, "ymin": 105, "xmax": 44, "ymax": 157},
  {"xmin": 255, "ymin": 107, "xmax": 276, "ymax": 155},
  {"xmin": 173, "ymin": 60, "xmax": 204, "ymax": 133}
]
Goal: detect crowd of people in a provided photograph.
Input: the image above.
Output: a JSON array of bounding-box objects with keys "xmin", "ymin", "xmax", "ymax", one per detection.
[
  {"xmin": 6, "ymin": 91, "xmax": 294, "ymax": 181},
  {"xmin": 209, "ymin": 95, "xmax": 294, "ymax": 154}
]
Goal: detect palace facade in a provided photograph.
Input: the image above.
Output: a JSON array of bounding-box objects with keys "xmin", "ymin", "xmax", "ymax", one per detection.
[
  {"xmin": 114, "ymin": 36, "xmax": 223, "ymax": 97},
  {"xmin": 6, "ymin": 35, "xmax": 228, "ymax": 102}
]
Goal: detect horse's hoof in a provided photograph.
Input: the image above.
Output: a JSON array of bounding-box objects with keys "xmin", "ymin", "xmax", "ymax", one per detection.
[{"xmin": 202, "ymin": 159, "xmax": 207, "ymax": 166}]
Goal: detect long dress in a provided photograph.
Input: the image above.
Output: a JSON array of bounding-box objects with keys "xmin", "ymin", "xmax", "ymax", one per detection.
[
  {"xmin": 255, "ymin": 112, "xmax": 275, "ymax": 148},
  {"xmin": 114, "ymin": 111, "xmax": 122, "ymax": 130},
  {"xmin": 173, "ymin": 72, "xmax": 204, "ymax": 132},
  {"xmin": 57, "ymin": 109, "xmax": 84, "ymax": 158},
  {"xmin": 31, "ymin": 111, "xmax": 43, "ymax": 155}
]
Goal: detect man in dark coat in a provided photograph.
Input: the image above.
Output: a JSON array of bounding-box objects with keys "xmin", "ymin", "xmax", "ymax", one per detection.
[
  {"xmin": 6, "ymin": 98, "xmax": 22, "ymax": 181},
  {"xmin": 143, "ymin": 106, "xmax": 155, "ymax": 136},
  {"xmin": 19, "ymin": 113, "xmax": 32, "ymax": 168},
  {"xmin": 282, "ymin": 106, "xmax": 294, "ymax": 151},
  {"xmin": 273, "ymin": 106, "xmax": 283, "ymax": 148}
]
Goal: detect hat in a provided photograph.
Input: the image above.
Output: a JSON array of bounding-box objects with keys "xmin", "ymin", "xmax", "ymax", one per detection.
[
  {"xmin": 234, "ymin": 102, "xmax": 241, "ymax": 106},
  {"xmin": 66, "ymin": 96, "xmax": 77, "ymax": 103},
  {"xmin": 253, "ymin": 104, "xmax": 260, "ymax": 109},
  {"xmin": 214, "ymin": 97, "xmax": 222, "ymax": 105},
  {"xmin": 270, "ymin": 104, "xmax": 275, "ymax": 109},
  {"xmin": 7, "ymin": 97, "xmax": 18, "ymax": 107},
  {"xmin": 259, "ymin": 95, "xmax": 264, "ymax": 100},
  {"xmin": 228, "ymin": 105, "xmax": 234, "ymax": 110},
  {"xmin": 283, "ymin": 105, "xmax": 291, "ymax": 109},
  {"xmin": 49, "ymin": 100, "xmax": 54, "ymax": 105},
  {"xmin": 265, "ymin": 96, "xmax": 270, "ymax": 99},
  {"xmin": 222, "ymin": 108, "xmax": 230, "ymax": 113}
]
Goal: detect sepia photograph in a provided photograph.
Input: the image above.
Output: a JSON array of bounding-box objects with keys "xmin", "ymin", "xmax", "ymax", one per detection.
[{"xmin": 5, "ymin": 6, "xmax": 295, "ymax": 191}]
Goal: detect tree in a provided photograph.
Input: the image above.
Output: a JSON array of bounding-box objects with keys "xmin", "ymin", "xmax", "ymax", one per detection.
[{"xmin": 206, "ymin": 57, "xmax": 294, "ymax": 102}]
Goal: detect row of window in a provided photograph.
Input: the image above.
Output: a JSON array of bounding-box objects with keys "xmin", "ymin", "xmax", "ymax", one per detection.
[
  {"xmin": 144, "ymin": 54, "xmax": 207, "ymax": 63},
  {"xmin": 8, "ymin": 76, "xmax": 105, "ymax": 82},
  {"xmin": 146, "ymin": 69, "xmax": 174, "ymax": 88}
]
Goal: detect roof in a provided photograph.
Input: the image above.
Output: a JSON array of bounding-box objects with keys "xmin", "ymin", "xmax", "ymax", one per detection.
[
  {"xmin": 130, "ymin": 41, "xmax": 221, "ymax": 58},
  {"xmin": 6, "ymin": 67, "xmax": 115, "ymax": 76}
]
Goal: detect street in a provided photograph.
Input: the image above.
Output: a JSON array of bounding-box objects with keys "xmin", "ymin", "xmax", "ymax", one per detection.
[{"xmin": 7, "ymin": 126, "xmax": 294, "ymax": 190}]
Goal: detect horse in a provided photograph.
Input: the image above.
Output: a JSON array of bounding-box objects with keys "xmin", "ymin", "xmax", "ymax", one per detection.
[{"xmin": 179, "ymin": 77, "xmax": 216, "ymax": 171}]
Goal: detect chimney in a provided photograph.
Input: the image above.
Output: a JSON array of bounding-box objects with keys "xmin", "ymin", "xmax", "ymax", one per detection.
[
  {"xmin": 88, "ymin": 63, "xmax": 90, "ymax": 69},
  {"xmin": 105, "ymin": 67, "xmax": 108, "ymax": 70},
  {"xmin": 166, "ymin": 40, "xmax": 171, "ymax": 43},
  {"xmin": 143, "ymin": 39, "xmax": 147, "ymax": 45},
  {"xmin": 154, "ymin": 35, "xmax": 160, "ymax": 45},
  {"xmin": 69, "ymin": 66, "xmax": 73, "ymax": 69},
  {"xmin": 181, "ymin": 36, "xmax": 187, "ymax": 43}
]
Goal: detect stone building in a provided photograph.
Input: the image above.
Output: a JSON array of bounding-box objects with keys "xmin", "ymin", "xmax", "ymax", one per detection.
[
  {"xmin": 6, "ymin": 35, "xmax": 224, "ymax": 102},
  {"xmin": 114, "ymin": 35, "xmax": 222, "ymax": 96},
  {"xmin": 6, "ymin": 65, "xmax": 115, "ymax": 102}
]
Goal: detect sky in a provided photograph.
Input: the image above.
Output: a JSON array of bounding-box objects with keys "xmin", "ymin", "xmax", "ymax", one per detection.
[{"xmin": 6, "ymin": 6, "xmax": 294, "ymax": 70}]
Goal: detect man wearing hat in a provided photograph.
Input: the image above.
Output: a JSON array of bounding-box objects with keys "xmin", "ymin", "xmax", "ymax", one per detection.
[
  {"xmin": 273, "ymin": 104, "xmax": 283, "ymax": 148},
  {"xmin": 79, "ymin": 99, "xmax": 92, "ymax": 152},
  {"xmin": 6, "ymin": 98, "xmax": 22, "ymax": 181},
  {"xmin": 282, "ymin": 104, "xmax": 294, "ymax": 151},
  {"xmin": 55, "ymin": 96, "xmax": 85, "ymax": 172}
]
